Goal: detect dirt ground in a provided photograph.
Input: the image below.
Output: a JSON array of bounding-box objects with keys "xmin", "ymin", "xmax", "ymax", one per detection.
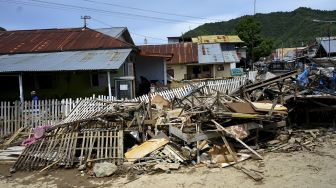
[{"xmin": 1, "ymin": 141, "xmax": 336, "ymax": 188}]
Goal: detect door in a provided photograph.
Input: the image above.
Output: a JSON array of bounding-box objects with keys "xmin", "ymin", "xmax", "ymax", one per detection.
[{"xmin": 115, "ymin": 79, "xmax": 133, "ymax": 99}]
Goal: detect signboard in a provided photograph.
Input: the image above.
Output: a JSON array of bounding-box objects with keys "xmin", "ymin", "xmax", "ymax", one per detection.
[
  {"xmin": 231, "ymin": 68, "xmax": 243, "ymax": 76},
  {"xmin": 120, "ymin": 84, "xmax": 128, "ymax": 91}
]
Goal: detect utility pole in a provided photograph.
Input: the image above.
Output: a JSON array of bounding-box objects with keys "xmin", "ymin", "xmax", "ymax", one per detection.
[
  {"xmin": 251, "ymin": 0, "xmax": 256, "ymax": 70},
  {"xmin": 81, "ymin": 15, "xmax": 91, "ymax": 28},
  {"xmin": 313, "ymin": 19, "xmax": 336, "ymax": 61},
  {"xmin": 254, "ymin": 0, "xmax": 256, "ymax": 15}
]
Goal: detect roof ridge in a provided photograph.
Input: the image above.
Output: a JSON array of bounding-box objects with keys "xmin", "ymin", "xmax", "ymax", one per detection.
[{"xmin": 92, "ymin": 27, "xmax": 137, "ymax": 50}]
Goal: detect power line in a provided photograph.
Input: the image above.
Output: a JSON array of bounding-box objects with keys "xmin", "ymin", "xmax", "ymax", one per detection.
[
  {"xmin": 0, "ymin": 0, "xmax": 181, "ymax": 24},
  {"xmin": 91, "ymin": 17, "xmax": 167, "ymax": 42},
  {"xmin": 82, "ymin": 0, "xmax": 221, "ymax": 22},
  {"xmin": 5, "ymin": 0, "xmax": 204, "ymax": 25}
]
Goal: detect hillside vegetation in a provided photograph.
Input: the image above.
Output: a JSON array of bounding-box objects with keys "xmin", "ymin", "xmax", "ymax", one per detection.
[{"xmin": 184, "ymin": 7, "xmax": 336, "ymax": 48}]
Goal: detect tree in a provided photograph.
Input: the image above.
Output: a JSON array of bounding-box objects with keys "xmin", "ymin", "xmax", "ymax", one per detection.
[
  {"xmin": 254, "ymin": 38, "xmax": 273, "ymax": 59},
  {"xmin": 234, "ymin": 17, "xmax": 273, "ymax": 61},
  {"xmin": 0, "ymin": 27, "xmax": 6, "ymax": 31}
]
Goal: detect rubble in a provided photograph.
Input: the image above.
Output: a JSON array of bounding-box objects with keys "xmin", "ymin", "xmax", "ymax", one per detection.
[{"xmin": 1, "ymin": 67, "xmax": 335, "ymax": 182}]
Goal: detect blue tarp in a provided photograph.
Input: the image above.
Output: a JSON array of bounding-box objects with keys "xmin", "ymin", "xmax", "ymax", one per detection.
[{"xmin": 297, "ymin": 67, "xmax": 310, "ymax": 87}]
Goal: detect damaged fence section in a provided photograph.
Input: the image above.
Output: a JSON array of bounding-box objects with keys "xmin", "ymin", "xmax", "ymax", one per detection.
[{"xmin": 0, "ymin": 76, "xmax": 250, "ymax": 137}]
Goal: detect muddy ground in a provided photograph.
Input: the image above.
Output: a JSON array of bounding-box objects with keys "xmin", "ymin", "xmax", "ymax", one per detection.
[{"xmin": 1, "ymin": 141, "xmax": 336, "ymax": 188}]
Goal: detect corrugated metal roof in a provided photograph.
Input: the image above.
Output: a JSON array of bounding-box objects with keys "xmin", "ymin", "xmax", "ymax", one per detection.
[
  {"xmin": 139, "ymin": 43, "xmax": 198, "ymax": 64},
  {"xmin": 95, "ymin": 27, "xmax": 135, "ymax": 45},
  {"xmin": 223, "ymin": 51, "xmax": 240, "ymax": 62},
  {"xmin": 0, "ymin": 49, "xmax": 131, "ymax": 73},
  {"xmin": 192, "ymin": 35, "xmax": 244, "ymax": 44},
  {"xmin": 0, "ymin": 27, "xmax": 133, "ymax": 55},
  {"xmin": 198, "ymin": 43, "xmax": 224, "ymax": 63},
  {"xmin": 320, "ymin": 39, "xmax": 336, "ymax": 53},
  {"xmin": 198, "ymin": 44, "xmax": 240, "ymax": 64},
  {"xmin": 95, "ymin": 27, "xmax": 125, "ymax": 38}
]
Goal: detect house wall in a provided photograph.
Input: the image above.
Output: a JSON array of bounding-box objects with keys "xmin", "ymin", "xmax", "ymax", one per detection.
[
  {"xmin": 135, "ymin": 56, "xmax": 165, "ymax": 84},
  {"xmin": 166, "ymin": 63, "xmax": 234, "ymax": 81},
  {"xmin": 213, "ymin": 63, "xmax": 232, "ymax": 78},
  {"xmin": 167, "ymin": 64, "xmax": 187, "ymax": 81},
  {"xmin": 0, "ymin": 70, "xmax": 123, "ymax": 101}
]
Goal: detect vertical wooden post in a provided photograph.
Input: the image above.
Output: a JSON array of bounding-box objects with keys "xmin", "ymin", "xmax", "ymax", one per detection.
[
  {"xmin": 163, "ymin": 60, "xmax": 167, "ymax": 85},
  {"xmin": 18, "ymin": 74, "xmax": 24, "ymax": 103},
  {"xmin": 107, "ymin": 71, "xmax": 112, "ymax": 99},
  {"xmin": 213, "ymin": 64, "xmax": 216, "ymax": 79}
]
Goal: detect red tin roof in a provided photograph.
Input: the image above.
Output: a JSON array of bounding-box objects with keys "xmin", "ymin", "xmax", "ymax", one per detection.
[
  {"xmin": 0, "ymin": 27, "xmax": 134, "ymax": 55},
  {"xmin": 139, "ymin": 43, "xmax": 198, "ymax": 64}
]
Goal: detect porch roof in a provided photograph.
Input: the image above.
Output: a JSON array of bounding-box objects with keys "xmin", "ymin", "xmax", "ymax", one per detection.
[{"xmin": 0, "ymin": 48, "xmax": 132, "ymax": 73}]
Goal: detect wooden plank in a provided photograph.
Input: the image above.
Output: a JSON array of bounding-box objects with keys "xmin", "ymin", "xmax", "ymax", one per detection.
[
  {"xmin": 211, "ymin": 120, "xmax": 263, "ymax": 160},
  {"xmin": 125, "ymin": 137, "xmax": 169, "ymax": 162},
  {"xmin": 3, "ymin": 127, "xmax": 24, "ymax": 146},
  {"xmin": 221, "ymin": 135, "xmax": 238, "ymax": 163}
]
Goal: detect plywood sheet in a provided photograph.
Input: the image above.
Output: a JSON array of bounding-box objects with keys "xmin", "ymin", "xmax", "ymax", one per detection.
[
  {"xmin": 125, "ymin": 138, "xmax": 169, "ymax": 162},
  {"xmin": 251, "ymin": 102, "xmax": 287, "ymax": 112}
]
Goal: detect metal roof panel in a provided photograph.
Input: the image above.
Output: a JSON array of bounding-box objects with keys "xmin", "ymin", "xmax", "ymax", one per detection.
[
  {"xmin": 0, "ymin": 49, "xmax": 132, "ymax": 72},
  {"xmin": 192, "ymin": 35, "xmax": 244, "ymax": 44},
  {"xmin": 320, "ymin": 39, "xmax": 336, "ymax": 53},
  {"xmin": 0, "ymin": 28, "xmax": 133, "ymax": 55},
  {"xmin": 139, "ymin": 43, "xmax": 198, "ymax": 64}
]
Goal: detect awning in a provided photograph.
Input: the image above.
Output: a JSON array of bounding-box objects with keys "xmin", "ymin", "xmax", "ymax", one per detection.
[{"xmin": 0, "ymin": 49, "xmax": 132, "ymax": 73}]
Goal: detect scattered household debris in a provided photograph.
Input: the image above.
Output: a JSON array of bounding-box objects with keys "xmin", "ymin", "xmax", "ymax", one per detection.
[{"xmin": 1, "ymin": 67, "xmax": 336, "ymax": 182}]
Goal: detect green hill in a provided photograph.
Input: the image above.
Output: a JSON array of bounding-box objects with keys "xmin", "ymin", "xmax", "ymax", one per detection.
[{"xmin": 184, "ymin": 7, "xmax": 336, "ymax": 48}]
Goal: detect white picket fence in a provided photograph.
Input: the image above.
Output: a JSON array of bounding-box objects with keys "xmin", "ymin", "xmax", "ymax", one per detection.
[
  {"xmin": 0, "ymin": 74, "xmax": 256, "ymax": 137},
  {"xmin": 0, "ymin": 96, "xmax": 117, "ymax": 137}
]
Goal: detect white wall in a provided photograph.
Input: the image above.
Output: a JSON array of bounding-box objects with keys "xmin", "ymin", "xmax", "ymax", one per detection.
[{"xmin": 167, "ymin": 64, "xmax": 187, "ymax": 81}]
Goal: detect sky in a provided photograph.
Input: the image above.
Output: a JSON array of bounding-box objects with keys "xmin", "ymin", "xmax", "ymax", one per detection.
[{"xmin": 0, "ymin": 0, "xmax": 335, "ymax": 45}]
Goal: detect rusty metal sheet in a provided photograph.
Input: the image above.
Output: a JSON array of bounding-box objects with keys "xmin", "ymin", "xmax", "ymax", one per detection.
[
  {"xmin": 192, "ymin": 35, "xmax": 243, "ymax": 44},
  {"xmin": 139, "ymin": 43, "xmax": 198, "ymax": 64},
  {"xmin": 226, "ymin": 102, "xmax": 259, "ymax": 114},
  {"xmin": 0, "ymin": 28, "xmax": 133, "ymax": 55}
]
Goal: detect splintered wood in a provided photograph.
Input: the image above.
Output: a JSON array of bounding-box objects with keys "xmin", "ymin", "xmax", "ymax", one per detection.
[
  {"xmin": 13, "ymin": 125, "xmax": 124, "ymax": 171},
  {"xmin": 12, "ymin": 99, "xmax": 128, "ymax": 171}
]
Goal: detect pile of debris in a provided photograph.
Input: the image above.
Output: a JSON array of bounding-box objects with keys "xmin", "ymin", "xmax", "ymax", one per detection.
[
  {"xmin": 267, "ymin": 128, "xmax": 336, "ymax": 152},
  {"xmin": 1, "ymin": 67, "xmax": 335, "ymax": 182},
  {"xmin": 4, "ymin": 84, "xmax": 287, "ymax": 177}
]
